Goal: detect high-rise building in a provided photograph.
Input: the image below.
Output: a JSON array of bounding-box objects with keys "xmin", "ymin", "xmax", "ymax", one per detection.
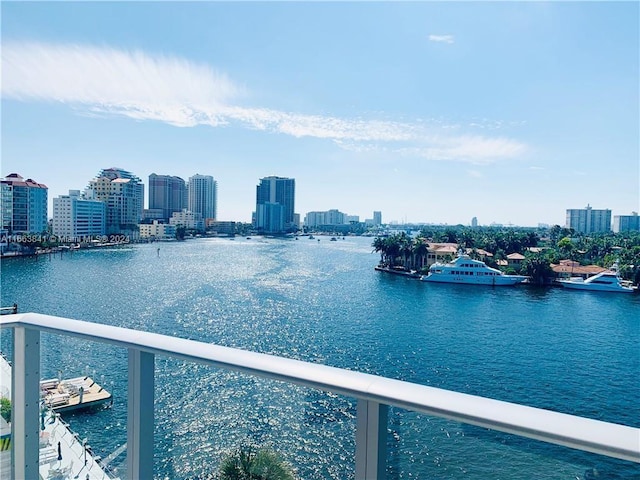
[
  {"xmin": 0, "ymin": 173, "xmax": 48, "ymax": 234},
  {"xmin": 255, "ymin": 176, "xmax": 296, "ymax": 233},
  {"xmin": 565, "ymin": 204, "xmax": 611, "ymax": 234},
  {"xmin": 149, "ymin": 174, "xmax": 187, "ymax": 222},
  {"xmin": 373, "ymin": 211, "xmax": 382, "ymax": 226},
  {"xmin": 188, "ymin": 174, "xmax": 217, "ymax": 222},
  {"xmin": 304, "ymin": 209, "xmax": 347, "ymax": 228},
  {"xmin": 613, "ymin": 212, "xmax": 640, "ymax": 233},
  {"xmin": 471, "ymin": 217, "xmax": 478, "ymax": 228},
  {"xmin": 52, "ymin": 190, "xmax": 106, "ymax": 238},
  {"xmin": 86, "ymin": 168, "xmax": 144, "ymax": 234}
]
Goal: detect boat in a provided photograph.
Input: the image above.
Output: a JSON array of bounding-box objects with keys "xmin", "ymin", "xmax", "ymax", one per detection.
[
  {"xmin": 40, "ymin": 375, "xmax": 113, "ymax": 413},
  {"xmin": 420, "ymin": 252, "xmax": 526, "ymax": 286},
  {"xmin": 558, "ymin": 268, "xmax": 636, "ymax": 293}
]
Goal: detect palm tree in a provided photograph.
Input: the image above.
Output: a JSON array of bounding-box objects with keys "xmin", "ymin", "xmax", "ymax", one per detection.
[
  {"xmin": 371, "ymin": 237, "xmax": 387, "ymax": 265},
  {"xmin": 219, "ymin": 445, "xmax": 295, "ymax": 480},
  {"xmin": 521, "ymin": 253, "xmax": 553, "ymax": 285},
  {"xmin": 412, "ymin": 239, "xmax": 429, "ymax": 271},
  {"xmin": 384, "ymin": 233, "xmax": 405, "ymax": 267},
  {"xmin": 400, "ymin": 241, "xmax": 413, "ymax": 269}
]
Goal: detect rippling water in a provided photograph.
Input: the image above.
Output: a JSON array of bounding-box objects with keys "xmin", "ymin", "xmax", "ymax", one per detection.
[{"xmin": 1, "ymin": 237, "xmax": 639, "ymax": 479}]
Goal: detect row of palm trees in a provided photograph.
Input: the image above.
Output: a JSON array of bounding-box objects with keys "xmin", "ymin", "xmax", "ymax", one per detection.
[{"xmin": 372, "ymin": 232, "xmax": 430, "ymax": 271}]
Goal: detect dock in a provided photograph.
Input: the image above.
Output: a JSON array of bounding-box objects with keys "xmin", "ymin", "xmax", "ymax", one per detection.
[
  {"xmin": 41, "ymin": 376, "xmax": 113, "ymax": 413},
  {"xmin": 0, "ymin": 353, "xmax": 121, "ymax": 479},
  {"xmin": 374, "ymin": 265, "xmax": 422, "ymax": 278}
]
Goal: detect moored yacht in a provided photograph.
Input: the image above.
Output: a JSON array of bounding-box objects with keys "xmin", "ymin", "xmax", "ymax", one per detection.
[
  {"xmin": 420, "ymin": 252, "xmax": 527, "ymax": 286},
  {"xmin": 558, "ymin": 269, "xmax": 636, "ymax": 293}
]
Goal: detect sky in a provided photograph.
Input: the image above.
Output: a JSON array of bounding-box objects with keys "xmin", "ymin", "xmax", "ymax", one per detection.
[{"xmin": 1, "ymin": 1, "xmax": 638, "ymax": 227}]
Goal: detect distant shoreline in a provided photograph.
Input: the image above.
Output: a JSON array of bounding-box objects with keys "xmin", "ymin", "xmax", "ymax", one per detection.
[{"xmin": 0, "ymin": 241, "xmax": 131, "ymax": 260}]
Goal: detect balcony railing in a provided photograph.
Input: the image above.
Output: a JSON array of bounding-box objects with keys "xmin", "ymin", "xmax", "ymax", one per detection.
[{"xmin": 1, "ymin": 312, "xmax": 639, "ymax": 479}]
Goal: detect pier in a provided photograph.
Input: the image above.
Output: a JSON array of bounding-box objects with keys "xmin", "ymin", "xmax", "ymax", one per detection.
[{"xmin": 374, "ymin": 265, "xmax": 421, "ymax": 278}]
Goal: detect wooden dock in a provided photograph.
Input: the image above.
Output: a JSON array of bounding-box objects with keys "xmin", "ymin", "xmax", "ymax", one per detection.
[
  {"xmin": 41, "ymin": 375, "xmax": 112, "ymax": 413},
  {"xmin": 374, "ymin": 265, "xmax": 422, "ymax": 278}
]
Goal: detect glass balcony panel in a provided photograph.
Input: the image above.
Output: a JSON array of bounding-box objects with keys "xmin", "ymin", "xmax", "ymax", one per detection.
[
  {"xmin": 154, "ymin": 358, "xmax": 357, "ymax": 478},
  {"xmin": 387, "ymin": 407, "xmax": 640, "ymax": 479},
  {"xmin": 1, "ymin": 319, "xmax": 638, "ymax": 479}
]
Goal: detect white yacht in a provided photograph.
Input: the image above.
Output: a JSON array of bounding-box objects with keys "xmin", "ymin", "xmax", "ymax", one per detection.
[
  {"xmin": 558, "ymin": 270, "xmax": 636, "ymax": 293},
  {"xmin": 420, "ymin": 252, "xmax": 527, "ymax": 286}
]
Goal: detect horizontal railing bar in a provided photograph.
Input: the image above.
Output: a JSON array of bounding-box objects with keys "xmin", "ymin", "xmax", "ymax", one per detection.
[{"xmin": 2, "ymin": 312, "xmax": 639, "ymax": 463}]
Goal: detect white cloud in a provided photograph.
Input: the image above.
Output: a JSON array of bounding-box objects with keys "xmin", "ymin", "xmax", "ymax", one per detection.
[
  {"xmin": 400, "ymin": 135, "xmax": 527, "ymax": 164},
  {"xmin": 428, "ymin": 34, "xmax": 455, "ymax": 44},
  {"xmin": 2, "ymin": 41, "xmax": 526, "ymax": 164},
  {"xmin": 2, "ymin": 42, "xmax": 238, "ymax": 128}
]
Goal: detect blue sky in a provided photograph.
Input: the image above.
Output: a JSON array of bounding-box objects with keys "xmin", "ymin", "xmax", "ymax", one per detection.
[{"xmin": 2, "ymin": 1, "xmax": 638, "ymax": 226}]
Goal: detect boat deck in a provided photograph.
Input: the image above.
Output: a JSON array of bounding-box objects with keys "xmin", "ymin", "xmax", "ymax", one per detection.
[{"xmin": 41, "ymin": 376, "xmax": 112, "ymax": 413}]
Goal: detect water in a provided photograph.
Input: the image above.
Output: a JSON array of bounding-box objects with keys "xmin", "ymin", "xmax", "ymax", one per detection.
[{"xmin": 1, "ymin": 237, "xmax": 639, "ymax": 479}]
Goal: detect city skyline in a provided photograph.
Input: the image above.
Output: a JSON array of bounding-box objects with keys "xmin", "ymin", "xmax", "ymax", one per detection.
[
  {"xmin": 7, "ymin": 168, "xmax": 638, "ymax": 230},
  {"xmin": 2, "ymin": 2, "xmax": 638, "ymax": 226}
]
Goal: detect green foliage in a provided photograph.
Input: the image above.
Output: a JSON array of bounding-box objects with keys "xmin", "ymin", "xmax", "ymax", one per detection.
[
  {"xmin": 521, "ymin": 252, "xmax": 555, "ymax": 285},
  {"xmin": 175, "ymin": 225, "xmax": 186, "ymax": 241},
  {"xmin": 219, "ymin": 445, "xmax": 294, "ymax": 480},
  {"xmin": 374, "ymin": 227, "xmax": 640, "ymax": 285},
  {"xmin": 0, "ymin": 397, "xmax": 10, "ymax": 423}
]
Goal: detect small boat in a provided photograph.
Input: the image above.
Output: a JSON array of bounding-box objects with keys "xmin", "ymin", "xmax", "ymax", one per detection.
[
  {"xmin": 420, "ymin": 251, "xmax": 526, "ymax": 286},
  {"xmin": 330, "ymin": 237, "xmax": 337, "ymax": 241},
  {"xmin": 558, "ymin": 268, "xmax": 636, "ymax": 293}
]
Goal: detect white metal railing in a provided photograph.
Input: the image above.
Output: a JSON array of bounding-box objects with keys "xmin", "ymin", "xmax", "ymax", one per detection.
[{"xmin": 1, "ymin": 312, "xmax": 639, "ymax": 479}]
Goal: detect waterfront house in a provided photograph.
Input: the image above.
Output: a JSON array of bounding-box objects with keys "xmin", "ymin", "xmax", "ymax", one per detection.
[
  {"xmin": 506, "ymin": 252, "xmax": 525, "ymax": 268},
  {"xmin": 424, "ymin": 243, "xmax": 458, "ymax": 267},
  {"xmin": 407, "ymin": 243, "xmax": 496, "ymax": 271},
  {"xmin": 426, "ymin": 244, "xmax": 494, "ymax": 265},
  {"xmin": 551, "ymin": 260, "xmax": 607, "ymax": 280}
]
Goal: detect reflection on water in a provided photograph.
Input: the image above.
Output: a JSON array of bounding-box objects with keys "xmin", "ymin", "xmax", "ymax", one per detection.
[{"xmin": 2, "ymin": 237, "xmax": 639, "ymax": 479}]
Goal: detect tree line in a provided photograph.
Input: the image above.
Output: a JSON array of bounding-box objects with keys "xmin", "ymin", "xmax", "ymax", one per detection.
[{"xmin": 373, "ymin": 226, "xmax": 640, "ymax": 286}]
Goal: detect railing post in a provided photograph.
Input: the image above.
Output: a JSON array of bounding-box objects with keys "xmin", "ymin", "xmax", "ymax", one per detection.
[
  {"xmin": 127, "ymin": 348, "xmax": 155, "ymax": 479},
  {"xmin": 355, "ymin": 399, "xmax": 388, "ymax": 480},
  {"xmin": 11, "ymin": 326, "xmax": 40, "ymax": 480}
]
